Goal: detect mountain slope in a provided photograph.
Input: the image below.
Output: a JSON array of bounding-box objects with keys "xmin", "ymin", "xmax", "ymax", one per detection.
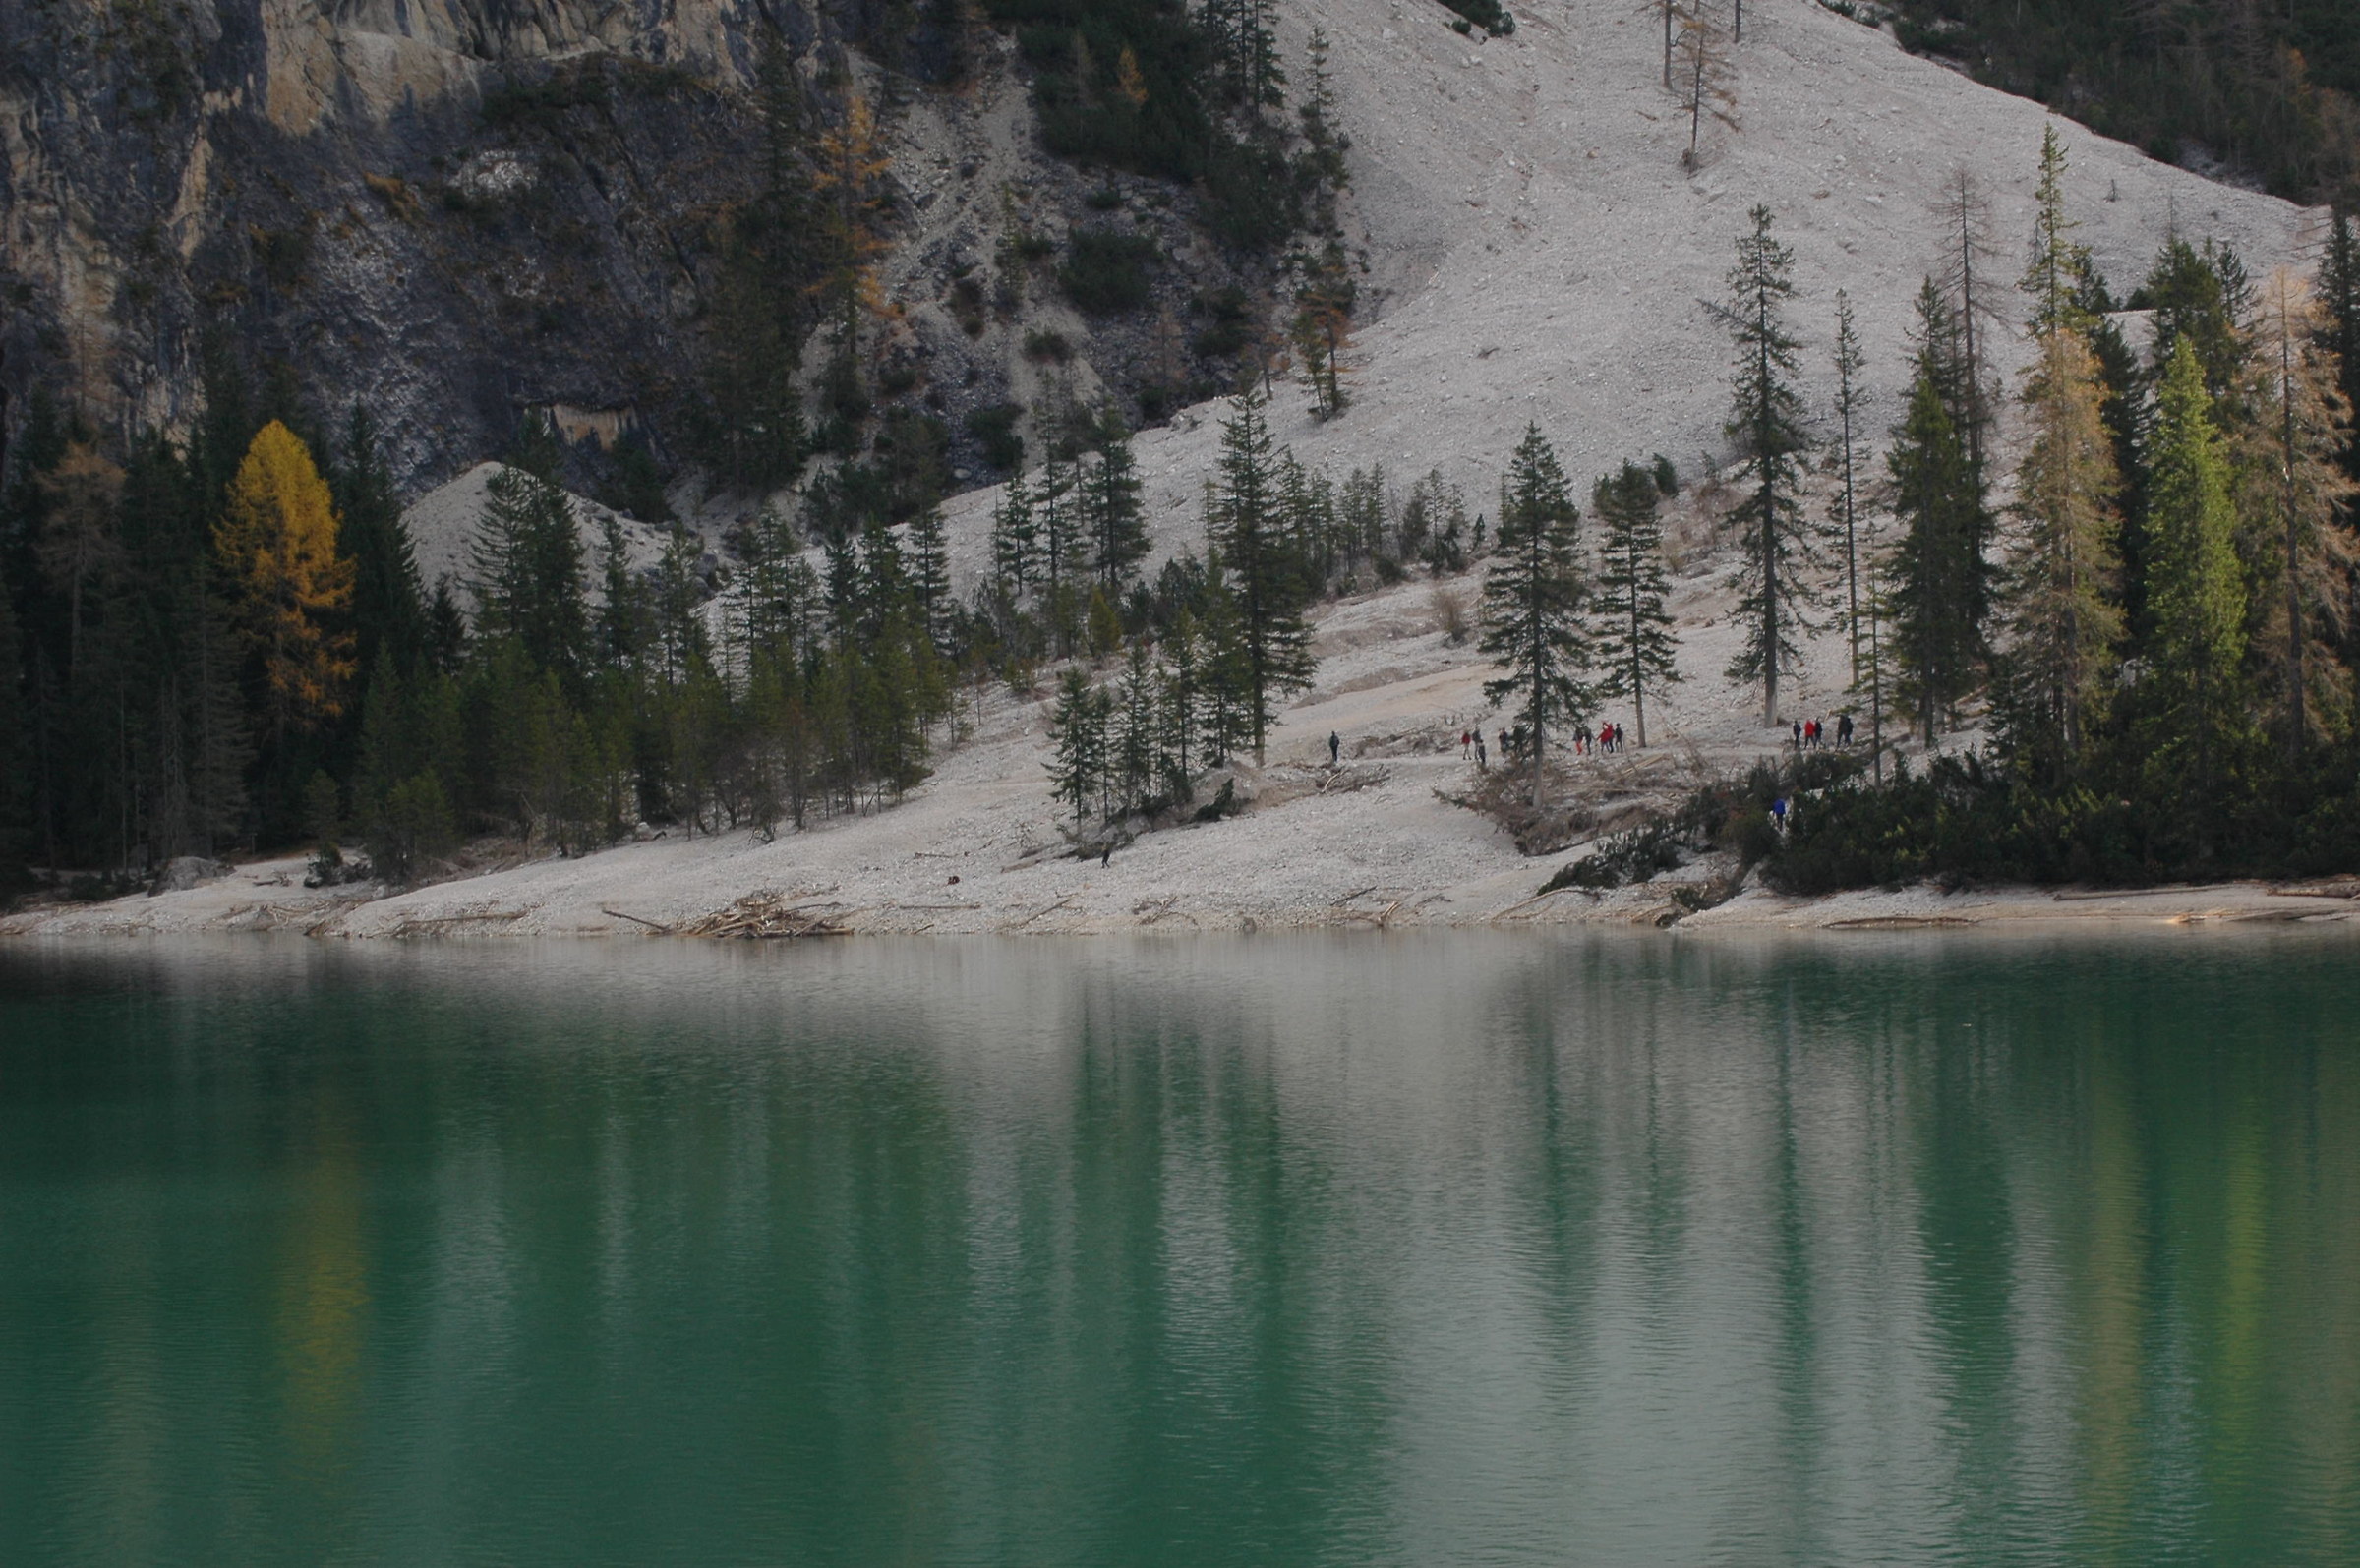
[{"xmin": 934, "ymin": 0, "xmax": 2316, "ymax": 585}]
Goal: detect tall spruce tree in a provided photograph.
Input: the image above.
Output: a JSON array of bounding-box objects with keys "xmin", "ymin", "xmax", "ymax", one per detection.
[
  {"xmin": 2145, "ymin": 338, "xmax": 2251, "ymax": 843},
  {"xmin": 2245, "ymin": 270, "xmax": 2358, "ymax": 761},
  {"xmin": 1046, "ymin": 664, "xmax": 1108, "ymax": 825},
  {"xmin": 1084, "ymin": 422, "xmax": 1149, "ymax": 587},
  {"xmin": 1998, "ymin": 327, "xmax": 2123, "ymax": 775},
  {"xmin": 992, "ymin": 473, "xmax": 1039, "ymax": 596},
  {"xmin": 1718, "ymin": 204, "xmax": 1815, "ymax": 722},
  {"xmin": 1590, "ymin": 462, "xmax": 1679, "ymax": 747},
  {"xmin": 1481, "ymin": 426, "xmax": 1591, "ymax": 807},
  {"xmin": 471, "ymin": 417, "xmax": 588, "ymax": 682},
  {"xmin": 0, "ymin": 557, "xmax": 27, "ymax": 884},
  {"xmin": 2022, "ymin": 125, "xmax": 2094, "ymax": 341},
  {"xmin": 1209, "ymin": 388, "xmax": 1314, "ymax": 762},
  {"xmin": 2325, "ymin": 210, "xmax": 2360, "ymax": 486},
  {"xmin": 334, "ymin": 406, "xmax": 427, "ymax": 678},
  {"xmin": 906, "ymin": 502, "xmax": 952, "ymax": 651},
  {"xmin": 1830, "ymin": 291, "xmax": 1871, "ymax": 689},
  {"xmin": 1886, "ymin": 359, "xmax": 1984, "ymax": 741}
]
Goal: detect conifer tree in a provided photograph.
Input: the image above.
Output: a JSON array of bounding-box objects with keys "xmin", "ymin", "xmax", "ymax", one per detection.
[
  {"xmin": 1885, "ymin": 365, "xmax": 1983, "ymax": 740},
  {"xmin": 594, "ymin": 512, "xmax": 648, "ymax": 676},
  {"xmin": 1115, "ymin": 640, "xmax": 1158, "ymax": 811},
  {"xmin": 1084, "ymin": 423, "xmax": 1149, "ymax": 587},
  {"xmin": 34, "ymin": 441, "xmax": 124, "ymax": 673},
  {"xmin": 1998, "ymin": 327, "xmax": 2123, "ymax": 774},
  {"xmin": 217, "ymin": 421, "xmax": 357, "ymax": 734},
  {"xmin": 1158, "ymin": 608, "xmax": 1201, "ymax": 792},
  {"xmin": 0, "ymin": 559, "xmax": 27, "ymax": 882},
  {"xmin": 2324, "ymin": 210, "xmax": 2360, "ymax": 485},
  {"xmin": 2244, "ymin": 270, "xmax": 2359, "ymax": 760},
  {"xmin": 992, "ymin": 473, "xmax": 1039, "ymax": 596},
  {"xmin": 334, "ymin": 405, "xmax": 427, "ymax": 677},
  {"xmin": 1196, "ymin": 582, "xmax": 1251, "ymax": 765},
  {"xmin": 811, "ymin": 89, "xmax": 894, "ymax": 414},
  {"xmin": 1830, "ymin": 291, "xmax": 1870, "ymax": 689},
  {"xmin": 2022, "ymin": 125, "xmax": 2094, "ymax": 341},
  {"xmin": 2145, "ymin": 338, "xmax": 2251, "ymax": 840},
  {"xmin": 1037, "ymin": 457, "xmax": 1078, "ymax": 591},
  {"xmin": 1935, "ymin": 167, "xmax": 2005, "ymax": 507},
  {"xmin": 1718, "ymin": 205, "xmax": 1815, "ymax": 721},
  {"xmin": 1209, "ymin": 388, "xmax": 1314, "ymax": 761},
  {"xmin": 2146, "ymin": 238, "xmax": 2253, "ymax": 404},
  {"xmin": 1046, "ymin": 664, "xmax": 1107, "ymax": 825},
  {"xmin": 1481, "ymin": 425, "xmax": 1591, "ymax": 806},
  {"xmin": 907, "ymin": 502, "xmax": 952, "ymax": 650},
  {"xmin": 1590, "ymin": 462, "xmax": 1680, "ymax": 747},
  {"xmin": 471, "ymin": 417, "xmax": 588, "ymax": 681}
]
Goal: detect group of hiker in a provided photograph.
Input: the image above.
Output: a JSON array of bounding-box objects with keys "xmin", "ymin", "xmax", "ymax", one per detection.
[
  {"xmin": 1456, "ymin": 721, "xmax": 1630, "ymax": 770},
  {"xmin": 1793, "ymin": 715, "xmax": 1853, "ymax": 750}
]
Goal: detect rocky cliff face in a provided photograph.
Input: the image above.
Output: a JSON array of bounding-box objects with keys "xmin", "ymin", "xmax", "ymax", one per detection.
[{"xmin": 0, "ymin": 1, "xmax": 1267, "ymax": 502}]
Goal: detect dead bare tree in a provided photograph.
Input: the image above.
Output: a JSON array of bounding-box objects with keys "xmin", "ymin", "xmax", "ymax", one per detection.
[{"xmin": 1675, "ymin": 3, "xmax": 1737, "ymax": 170}]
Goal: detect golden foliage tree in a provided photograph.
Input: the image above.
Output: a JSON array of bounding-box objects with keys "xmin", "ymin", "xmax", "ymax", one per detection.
[
  {"xmin": 216, "ymin": 421, "xmax": 356, "ymax": 733},
  {"xmin": 2001, "ymin": 327, "xmax": 2123, "ymax": 769},
  {"xmin": 810, "ymin": 89, "xmax": 894, "ymax": 343}
]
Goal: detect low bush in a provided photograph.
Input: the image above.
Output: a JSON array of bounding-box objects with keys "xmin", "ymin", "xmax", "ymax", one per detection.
[{"xmin": 1060, "ymin": 229, "xmax": 1158, "ymax": 314}]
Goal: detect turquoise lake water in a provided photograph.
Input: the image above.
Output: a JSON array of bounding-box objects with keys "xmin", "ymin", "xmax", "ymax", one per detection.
[{"xmin": 2, "ymin": 932, "xmax": 2355, "ymax": 1565}]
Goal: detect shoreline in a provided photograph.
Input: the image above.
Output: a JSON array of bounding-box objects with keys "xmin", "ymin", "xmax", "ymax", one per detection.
[{"xmin": 6, "ymin": 843, "xmax": 2352, "ymax": 942}]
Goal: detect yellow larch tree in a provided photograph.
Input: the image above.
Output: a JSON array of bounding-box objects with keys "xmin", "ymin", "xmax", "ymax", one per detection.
[{"xmin": 216, "ymin": 420, "xmax": 356, "ymax": 733}]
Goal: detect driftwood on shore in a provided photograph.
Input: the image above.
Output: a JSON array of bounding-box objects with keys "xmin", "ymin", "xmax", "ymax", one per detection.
[{"xmin": 681, "ymin": 893, "xmax": 850, "ymax": 940}]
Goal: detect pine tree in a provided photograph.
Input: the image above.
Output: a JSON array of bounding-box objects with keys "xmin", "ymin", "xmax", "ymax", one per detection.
[
  {"xmin": 811, "ymin": 88, "xmax": 894, "ymax": 413},
  {"xmin": 1830, "ymin": 291, "xmax": 1871, "ymax": 689},
  {"xmin": 33, "ymin": 440, "xmax": 125, "ymax": 674},
  {"xmin": 217, "ymin": 421, "xmax": 357, "ymax": 735},
  {"xmin": 1047, "ymin": 664, "xmax": 1107, "ymax": 825},
  {"xmin": 594, "ymin": 512, "xmax": 648, "ymax": 676},
  {"xmin": 1158, "ymin": 608, "xmax": 1201, "ymax": 793},
  {"xmin": 992, "ymin": 473, "xmax": 1039, "ymax": 596},
  {"xmin": 2145, "ymin": 338, "xmax": 2251, "ymax": 841},
  {"xmin": 0, "ymin": 557, "xmax": 28, "ymax": 884},
  {"xmin": 1196, "ymin": 582, "xmax": 1251, "ymax": 766},
  {"xmin": 1590, "ymin": 463, "xmax": 1680, "ymax": 747},
  {"xmin": 1115, "ymin": 640, "xmax": 1157, "ymax": 811},
  {"xmin": 650, "ymin": 524, "xmax": 711, "ymax": 686},
  {"xmin": 1885, "ymin": 365, "xmax": 1983, "ymax": 741},
  {"xmin": 334, "ymin": 405, "xmax": 427, "ymax": 677},
  {"xmin": 2147, "ymin": 238, "xmax": 2253, "ymax": 404},
  {"xmin": 2324, "ymin": 210, "xmax": 2360, "ymax": 486},
  {"xmin": 2244, "ymin": 269, "xmax": 2359, "ymax": 760},
  {"xmin": 2022, "ymin": 125, "xmax": 2095, "ymax": 341},
  {"xmin": 1718, "ymin": 204, "xmax": 1816, "ymax": 722},
  {"xmin": 471, "ymin": 418, "xmax": 588, "ymax": 681},
  {"xmin": 1209, "ymin": 388, "xmax": 1314, "ymax": 761},
  {"xmin": 1998, "ymin": 327, "xmax": 2123, "ymax": 775},
  {"xmin": 1084, "ymin": 422, "xmax": 1148, "ymax": 587},
  {"xmin": 1037, "ymin": 458, "xmax": 1078, "ymax": 592},
  {"xmin": 1935, "ymin": 167, "xmax": 2005, "ymax": 510},
  {"xmin": 1481, "ymin": 425, "xmax": 1591, "ymax": 806},
  {"xmin": 906, "ymin": 502, "xmax": 952, "ymax": 650}
]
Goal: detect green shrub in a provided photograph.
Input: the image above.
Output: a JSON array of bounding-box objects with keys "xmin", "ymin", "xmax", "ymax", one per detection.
[
  {"xmin": 1060, "ymin": 230, "xmax": 1157, "ymax": 314},
  {"xmin": 967, "ymin": 403, "xmax": 1026, "ymax": 472},
  {"xmin": 1023, "ymin": 327, "xmax": 1073, "ymax": 362}
]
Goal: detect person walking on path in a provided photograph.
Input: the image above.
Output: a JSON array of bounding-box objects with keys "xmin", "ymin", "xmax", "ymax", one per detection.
[
  {"xmin": 1475, "ymin": 732, "xmax": 1488, "ymax": 769},
  {"xmin": 1328, "ymin": 731, "xmax": 1341, "ymax": 767},
  {"xmin": 1838, "ymin": 713, "xmax": 1855, "ymax": 746},
  {"xmin": 1792, "ymin": 719, "xmax": 1803, "ymax": 751},
  {"xmin": 1461, "ymin": 728, "xmax": 1472, "ymax": 759}
]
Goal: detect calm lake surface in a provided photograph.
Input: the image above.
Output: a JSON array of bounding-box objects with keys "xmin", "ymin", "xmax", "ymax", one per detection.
[{"xmin": 3, "ymin": 932, "xmax": 2356, "ymax": 1566}]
